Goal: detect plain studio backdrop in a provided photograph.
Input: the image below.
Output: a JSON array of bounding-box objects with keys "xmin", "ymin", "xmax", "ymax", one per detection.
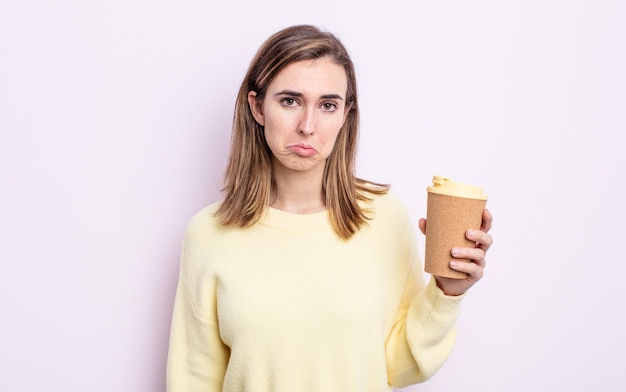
[{"xmin": 1, "ymin": 0, "xmax": 624, "ymax": 391}]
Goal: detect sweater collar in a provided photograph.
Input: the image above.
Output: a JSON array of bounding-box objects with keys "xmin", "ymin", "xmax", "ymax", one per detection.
[{"xmin": 259, "ymin": 207, "xmax": 331, "ymax": 232}]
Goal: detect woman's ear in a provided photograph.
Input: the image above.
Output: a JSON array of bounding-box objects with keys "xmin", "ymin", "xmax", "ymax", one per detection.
[{"xmin": 247, "ymin": 91, "xmax": 265, "ymax": 126}]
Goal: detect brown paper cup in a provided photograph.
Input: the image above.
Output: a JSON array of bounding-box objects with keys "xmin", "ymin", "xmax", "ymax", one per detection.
[{"xmin": 424, "ymin": 177, "xmax": 488, "ymax": 279}]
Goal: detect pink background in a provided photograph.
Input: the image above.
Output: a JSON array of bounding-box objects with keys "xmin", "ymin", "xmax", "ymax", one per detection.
[{"xmin": 1, "ymin": 1, "xmax": 624, "ymax": 390}]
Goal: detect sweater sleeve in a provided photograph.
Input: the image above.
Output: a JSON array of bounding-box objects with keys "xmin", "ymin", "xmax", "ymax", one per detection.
[
  {"xmin": 166, "ymin": 210, "xmax": 229, "ymax": 391},
  {"xmin": 384, "ymin": 209, "xmax": 465, "ymax": 387}
]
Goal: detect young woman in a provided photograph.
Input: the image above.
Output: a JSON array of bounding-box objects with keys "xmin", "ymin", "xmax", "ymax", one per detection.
[{"xmin": 166, "ymin": 24, "xmax": 493, "ymax": 391}]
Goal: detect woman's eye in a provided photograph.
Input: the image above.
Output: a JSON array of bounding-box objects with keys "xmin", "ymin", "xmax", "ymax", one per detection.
[
  {"xmin": 281, "ymin": 98, "xmax": 297, "ymax": 107},
  {"xmin": 322, "ymin": 102, "xmax": 337, "ymax": 112}
]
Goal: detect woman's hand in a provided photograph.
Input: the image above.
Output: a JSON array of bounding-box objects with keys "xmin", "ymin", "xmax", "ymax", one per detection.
[{"xmin": 418, "ymin": 209, "xmax": 493, "ymax": 296}]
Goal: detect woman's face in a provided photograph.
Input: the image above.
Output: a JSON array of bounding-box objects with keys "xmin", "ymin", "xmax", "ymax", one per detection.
[{"xmin": 248, "ymin": 57, "xmax": 351, "ymax": 177}]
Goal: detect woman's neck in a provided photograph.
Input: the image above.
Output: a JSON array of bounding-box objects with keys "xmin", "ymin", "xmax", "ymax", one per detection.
[{"xmin": 270, "ymin": 164, "xmax": 326, "ymax": 214}]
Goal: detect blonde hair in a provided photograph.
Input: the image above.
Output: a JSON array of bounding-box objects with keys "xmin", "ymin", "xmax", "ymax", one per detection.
[{"xmin": 216, "ymin": 25, "xmax": 388, "ymax": 239}]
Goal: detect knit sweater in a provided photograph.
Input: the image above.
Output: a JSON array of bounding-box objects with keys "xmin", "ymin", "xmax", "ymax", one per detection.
[{"xmin": 166, "ymin": 192, "xmax": 464, "ymax": 391}]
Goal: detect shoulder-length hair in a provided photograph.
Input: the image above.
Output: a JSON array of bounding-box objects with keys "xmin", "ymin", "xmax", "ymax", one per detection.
[{"xmin": 215, "ymin": 24, "xmax": 388, "ymax": 239}]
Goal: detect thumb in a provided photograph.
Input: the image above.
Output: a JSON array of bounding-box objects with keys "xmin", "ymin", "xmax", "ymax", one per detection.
[{"xmin": 418, "ymin": 218, "xmax": 427, "ymax": 235}]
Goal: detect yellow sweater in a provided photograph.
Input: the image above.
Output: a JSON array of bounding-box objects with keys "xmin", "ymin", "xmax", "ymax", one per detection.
[{"xmin": 166, "ymin": 193, "xmax": 464, "ymax": 391}]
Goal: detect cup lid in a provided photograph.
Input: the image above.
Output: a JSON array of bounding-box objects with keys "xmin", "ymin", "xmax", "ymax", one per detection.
[{"xmin": 427, "ymin": 176, "xmax": 488, "ymax": 200}]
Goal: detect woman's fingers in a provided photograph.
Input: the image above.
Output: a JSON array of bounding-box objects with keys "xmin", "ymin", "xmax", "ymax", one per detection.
[
  {"xmin": 481, "ymin": 209, "xmax": 493, "ymax": 232},
  {"xmin": 449, "ymin": 259, "xmax": 485, "ymax": 281},
  {"xmin": 467, "ymin": 228, "xmax": 493, "ymax": 252},
  {"xmin": 452, "ymin": 246, "xmax": 486, "ymax": 267}
]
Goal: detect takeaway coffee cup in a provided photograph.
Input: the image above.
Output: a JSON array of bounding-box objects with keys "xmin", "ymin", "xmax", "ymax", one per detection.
[{"xmin": 424, "ymin": 176, "xmax": 488, "ymax": 279}]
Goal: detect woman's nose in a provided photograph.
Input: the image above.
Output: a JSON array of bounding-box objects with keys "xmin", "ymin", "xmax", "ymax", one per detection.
[{"xmin": 298, "ymin": 107, "xmax": 316, "ymax": 135}]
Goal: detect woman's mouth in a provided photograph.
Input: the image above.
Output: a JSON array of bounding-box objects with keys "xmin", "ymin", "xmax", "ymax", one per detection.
[{"xmin": 287, "ymin": 144, "xmax": 318, "ymax": 157}]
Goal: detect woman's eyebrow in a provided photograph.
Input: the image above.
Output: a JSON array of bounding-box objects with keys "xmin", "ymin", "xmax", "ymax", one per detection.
[
  {"xmin": 274, "ymin": 90, "xmax": 344, "ymax": 100},
  {"xmin": 274, "ymin": 89, "xmax": 302, "ymax": 97},
  {"xmin": 320, "ymin": 94, "xmax": 344, "ymax": 100}
]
